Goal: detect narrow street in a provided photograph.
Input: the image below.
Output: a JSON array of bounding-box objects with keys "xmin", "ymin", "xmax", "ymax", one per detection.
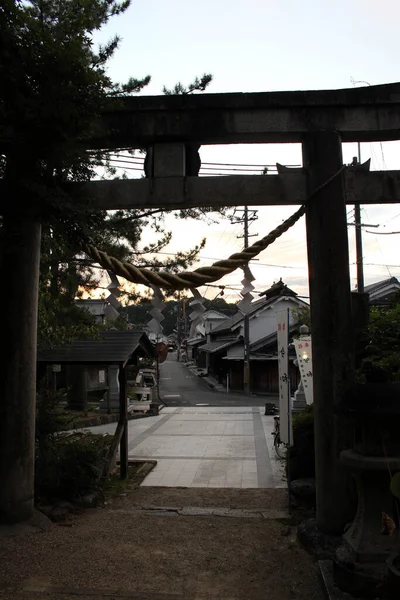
[
  {"xmin": 159, "ymin": 352, "xmax": 275, "ymax": 407},
  {"xmin": 90, "ymin": 357, "xmax": 284, "ymax": 489}
]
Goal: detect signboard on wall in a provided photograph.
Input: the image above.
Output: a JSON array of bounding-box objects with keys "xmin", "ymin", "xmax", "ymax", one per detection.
[
  {"xmin": 293, "ymin": 336, "xmax": 313, "ymax": 405},
  {"xmin": 277, "ymin": 309, "xmax": 293, "ymax": 446}
]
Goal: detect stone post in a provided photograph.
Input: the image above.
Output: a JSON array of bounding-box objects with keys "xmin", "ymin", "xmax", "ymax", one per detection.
[
  {"xmin": 119, "ymin": 366, "xmax": 128, "ymax": 479},
  {"xmin": 292, "ymin": 366, "xmax": 307, "ymax": 410},
  {"xmin": 303, "ymin": 132, "xmax": 354, "ymax": 534},
  {"xmin": 0, "ymin": 216, "xmax": 41, "ymax": 523}
]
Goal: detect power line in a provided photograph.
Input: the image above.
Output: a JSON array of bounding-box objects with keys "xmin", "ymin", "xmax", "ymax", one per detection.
[
  {"xmin": 105, "ymin": 153, "xmax": 301, "ymax": 168},
  {"xmin": 363, "ymin": 207, "xmax": 393, "ymax": 278},
  {"xmin": 355, "ymin": 262, "xmax": 400, "ymax": 268},
  {"xmin": 383, "ymin": 211, "xmax": 400, "ymax": 224},
  {"xmin": 199, "ymin": 166, "xmax": 273, "ymax": 172},
  {"xmin": 132, "ymin": 249, "xmax": 302, "ymax": 270},
  {"xmin": 364, "ymin": 230, "xmax": 400, "ymax": 235},
  {"xmin": 202, "ymin": 161, "xmax": 300, "ymax": 168},
  {"xmin": 199, "ymin": 171, "xmax": 260, "ymax": 176},
  {"xmin": 104, "ymin": 157, "xmax": 146, "ymax": 166},
  {"xmin": 99, "ymin": 162, "xmax": 144, "ymax": 172},
  {"xmin": 102, "ymin": 153, "xmax": 301, "ymax": 170}
]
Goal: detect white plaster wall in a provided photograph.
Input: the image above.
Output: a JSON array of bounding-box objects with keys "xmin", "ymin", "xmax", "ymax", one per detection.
[{"xmin": 242, "ymin": 298, "xmax": 306, "ymax": 344}]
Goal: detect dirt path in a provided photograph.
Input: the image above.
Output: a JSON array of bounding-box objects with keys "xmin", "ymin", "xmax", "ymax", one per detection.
[{"xmin": 0, "ymin": 488, "xmax": 323, "ymax": 600}]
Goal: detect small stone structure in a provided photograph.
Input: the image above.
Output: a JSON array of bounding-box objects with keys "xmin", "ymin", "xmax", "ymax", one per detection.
[{"xmin": 333, "ymin": 383, "xmax": 400, "ymax": 598}]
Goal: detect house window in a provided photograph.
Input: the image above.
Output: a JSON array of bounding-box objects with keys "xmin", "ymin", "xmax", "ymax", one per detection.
[{"xmin": 99, "ymin": 370, "xmax": 106, "ymax": 384}]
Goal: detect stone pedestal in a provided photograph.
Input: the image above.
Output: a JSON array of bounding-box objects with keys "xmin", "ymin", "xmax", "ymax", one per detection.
[
  {"xmin": 292, "ymin": 380, "xmax": 307, "ymax": 410},
  {"xmin": 333, "ymin": 383, "xmax": 400, "ymax": 598}
]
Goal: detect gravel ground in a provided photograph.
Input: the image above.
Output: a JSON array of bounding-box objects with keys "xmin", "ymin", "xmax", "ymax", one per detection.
[
  {"xmin": 120, "ymin": 486, "xmax": 289, "ymax": 510},
  {"xmin": 0, "ymin": 487, "xmax": 324, "ymax": 600}
]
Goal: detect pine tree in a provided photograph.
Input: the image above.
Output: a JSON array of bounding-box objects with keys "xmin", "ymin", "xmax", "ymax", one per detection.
[
  {"xmin": 0, "ymin": 1, "xmax": 229, "ymax": 523},
  {"xmin": 0, "ymin": 0, "xmax": 150, "ymax": 524}
]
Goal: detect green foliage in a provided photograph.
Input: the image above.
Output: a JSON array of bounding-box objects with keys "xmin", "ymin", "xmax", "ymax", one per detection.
[
  {"xmin": 0, "ymin": 0, "xmax": 140, "ymax": 147},
  {"xmin": 0, "ymin": 0, "xmax": 148, "ymax": 344},
  {"xmin": 286, "ymin": 405, "xmax": 315, "ymax": 479},
  {"xmin": 0, "ymin": 2, "xmax": 226, "ymax": 338},
  {"xmin": 35, "ymin": 432, "xmax": 110, "ymax": 502},
  {"xmin": 292, "ymin": 306, "xmax": 311, "ymax": 332},
  {"xmin": 36, "ymin": 387, "xmax": 71, "ymax": 442},
  {"xmin": 38, "ymin": 282, "xmax": 100, "ymax": 348},
  {"xmin": 163, "ymin": 73, "xmax": 213, "ymax": 96},
  {"xmin": 360, "ymin": 294, "xmax": 400, "ymax": 382},
  {"xmin": 126, "ymin": 297, "xmax": 238, "ymax": 335},
  {"xmin": 100, "ymin": 312, "xmax": 130, "ymax": 332},
  {"xmin": 35, "ymin": 388, "xmax": 111, "ymax": 502}
]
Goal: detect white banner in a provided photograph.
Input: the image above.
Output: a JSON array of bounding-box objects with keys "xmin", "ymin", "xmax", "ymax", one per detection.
[
  {"xmin": 277, "ymin": 310, "xmax": 293, "ymax": 445},
  {"xmin": 293, "ymin": 336, "xmax": 313, "ymax": 405}
]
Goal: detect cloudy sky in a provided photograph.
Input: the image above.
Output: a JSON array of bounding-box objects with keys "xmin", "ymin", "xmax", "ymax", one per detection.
[{"xmin": 93, "ymin": 0, "xmax": 400, "ymax": 303}]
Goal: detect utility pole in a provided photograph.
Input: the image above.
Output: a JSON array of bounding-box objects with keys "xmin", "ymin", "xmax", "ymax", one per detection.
[
  {"xmin": 350, "ymin": 148, "xmax": 379, "ymax": 293},
  {"xmin": 176, "ymin": 292, "xmax": 181, "ymax": 362},
  {"xmin": 233, "ymin": 207, "xmax": 258, "ymax": 394},
  {"xmin": 354, "ymin": 144, "xmax": 364, "ymax": 293},
  {"xmin": 243, "ymin": 207, "xmax": 251, "ymax": 394}
]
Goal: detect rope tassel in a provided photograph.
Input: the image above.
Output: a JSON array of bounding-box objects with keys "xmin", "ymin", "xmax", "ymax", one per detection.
[
  {"xmin": 189, "ymin": 289, "xmax": 206, "ymax": 336},
  {"xmin": 147, "ymin": 286, "xmax": 165, "ymax": 335}
]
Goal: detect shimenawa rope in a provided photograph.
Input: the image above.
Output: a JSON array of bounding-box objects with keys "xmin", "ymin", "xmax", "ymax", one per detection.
[{"xmin": 84, "ymin": 165, "xmax": 346, "ymax": 291}]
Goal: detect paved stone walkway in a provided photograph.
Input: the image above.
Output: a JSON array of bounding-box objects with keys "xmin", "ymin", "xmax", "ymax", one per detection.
[{"xmin": 92, "ymin": 406, "xmax": 285, "ymax": 489}]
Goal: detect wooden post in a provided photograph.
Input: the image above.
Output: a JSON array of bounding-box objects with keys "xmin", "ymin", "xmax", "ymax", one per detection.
[
  {"xmin": 67, "ymin": 366, "xmax": 88, "ymax": 411},
  {"xmin": 118, "ymin": 365, "xmax": 128, "ymax": 479},
  {"xmin": 303, "ymin": 132, "xmax": 354, "ymax": 534},
  {"xmin": 0, "ymin": 216, "xmax": 41, "ymax": 523}
]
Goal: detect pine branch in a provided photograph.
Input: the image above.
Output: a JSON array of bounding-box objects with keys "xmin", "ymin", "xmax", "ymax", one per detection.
[{"xmin": 163, "ymin": 73, "xmax": 213, "ymax": 95}]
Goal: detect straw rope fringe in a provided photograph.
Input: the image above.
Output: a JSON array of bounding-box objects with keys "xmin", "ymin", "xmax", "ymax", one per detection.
[{"xmin": 84, "ymin": 166, "xmax": 345, "ymax": 291}]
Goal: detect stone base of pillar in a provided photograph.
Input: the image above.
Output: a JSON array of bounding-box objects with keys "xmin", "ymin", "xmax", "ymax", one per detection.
[{"xmin": 292, "ymin": 389, "xmax": 307, "ymax": 410}]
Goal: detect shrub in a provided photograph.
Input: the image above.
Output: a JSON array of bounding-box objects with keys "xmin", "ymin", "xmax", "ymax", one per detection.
[
  {"xmin": 286, "ymin": 405, "xmax": 315, "ymax": 480},
  {"xmin": 35, "ymin": 388, "xmax": 111, "ymax": 503},
  {"xmin": 35, "ymin": 432, "xmax": 111, "ymax": 503}
]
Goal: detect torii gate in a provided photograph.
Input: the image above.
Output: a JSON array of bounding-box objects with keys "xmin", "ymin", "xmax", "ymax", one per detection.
[{"xmin": 1, "ymin": 82, "xmax": 400, "ymax": 531}]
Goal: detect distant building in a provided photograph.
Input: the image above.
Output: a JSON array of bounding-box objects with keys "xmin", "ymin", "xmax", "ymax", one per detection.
[
  {"xmin": 187, "ymin": 309, "xmax": 230, "ymax": 361},
  {"xmin": 143, "ymin": 328, "xmax": 169, "ymax": 346},
  {"xmin": 195, "ymin": 279, "xmax": 308, "ymax": 393},
  {"xmin": 356, "ymin": 277, "xmax": 400, "ymax": 306},
  {"xmin": 75, "ymin": 298, "xmax": 119, "ymax": 324},
  {"xmin": 203, "ymin": 309, "xmax": 230, "ymax": 333}
]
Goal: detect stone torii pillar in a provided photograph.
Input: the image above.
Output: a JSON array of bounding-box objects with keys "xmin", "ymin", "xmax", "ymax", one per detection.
[
  {"xmin": 303, "ymin": 132, "xmax": 354, "ymax": 534},
  {"xmin": 0, "ymin": 216, "xmax": 41, "ymax": 524}
]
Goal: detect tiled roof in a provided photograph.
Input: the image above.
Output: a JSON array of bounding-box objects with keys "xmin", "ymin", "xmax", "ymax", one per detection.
[
  {"xmin": 211, "ymin": 289, "xmax": 305, "ymax": 335},
  {"xmin": 363, "ymin": 277, "xmax": 400, "ymax": 301},
  {"xmin": 198, "ymin": 338, "xmax": 238, "ymax": 354},
  {"xmin": 37, "ymin": 331, "xmax": 155, "ymax": 365}
]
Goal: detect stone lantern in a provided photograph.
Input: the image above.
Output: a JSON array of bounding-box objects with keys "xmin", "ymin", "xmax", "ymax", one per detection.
[
  {"xmin": 333, "ymin": 383, "xmax": 400, "ymax": 598},
  {"xmin": 292, "ymin": 324, "xmax": 310, "ymax": 411}
]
